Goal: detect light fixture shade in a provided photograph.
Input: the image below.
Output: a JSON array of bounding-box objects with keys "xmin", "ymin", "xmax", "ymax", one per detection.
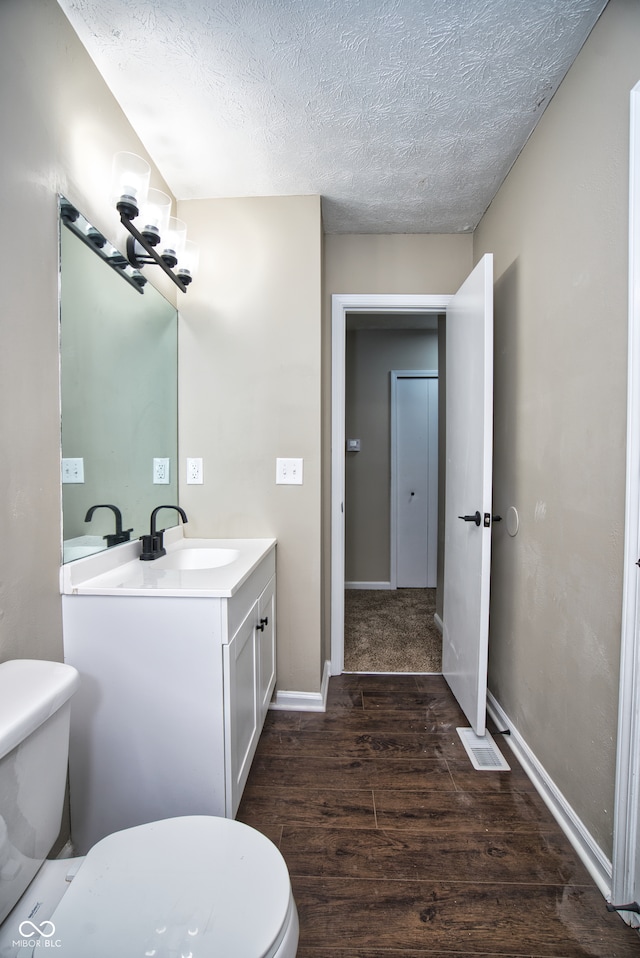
[
  {"xmin": 111, "ymin": 152, "xmax": 150, "ymax": 219},
  {"xmin": 177, "ymin": 239, "xmax": 199, "ymax": 281},
  {"xmin": 138, "ymin": 189, "xmax": 171, "ymax": 246},
  {"xmin": 160, "ymin": 217, "xmax": 187, "ymax": 268}
]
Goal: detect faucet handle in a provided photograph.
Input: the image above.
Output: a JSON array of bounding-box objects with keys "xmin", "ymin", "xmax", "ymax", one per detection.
[
  {"xmin": 139, "ymin": 533, "xmax": 166, "ymax": 561},
  {"xmin": 105, "ymin": 528, "xmax": 133, "ymax": 547}
]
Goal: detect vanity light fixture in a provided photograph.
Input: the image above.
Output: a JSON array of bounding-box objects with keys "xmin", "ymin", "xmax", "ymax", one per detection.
[{"xmin": 111, "ymin": 152, "xmax": 198, "ymax": 293}]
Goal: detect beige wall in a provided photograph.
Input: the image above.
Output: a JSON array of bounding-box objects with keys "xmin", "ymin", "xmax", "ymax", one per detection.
[
  {"xmin": 474, "ymin": 0, "xmax": 640, "ymax": 857},
  {"xmin": 345, "ymin": 328, "xmax": 438, "ymax": 584},
  {"xmin": 0, "ymin": 0, "xmax": 174, "ymax": 667},
  {"xmin": 177, "ymin": 196, "xmax": 323, "ymax": 694},
  {"xmin": 324, "ymin": 234, "xmax": 473, "ymax": 296}
]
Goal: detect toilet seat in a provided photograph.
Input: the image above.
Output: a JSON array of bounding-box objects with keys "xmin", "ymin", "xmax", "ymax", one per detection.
[{"xmin": 44, "ymin": 816, "xmax": 297, "ymax": 957}]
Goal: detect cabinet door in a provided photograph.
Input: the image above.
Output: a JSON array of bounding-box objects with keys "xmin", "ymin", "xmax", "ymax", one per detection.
[
  {"xmin": 257, "ymin": 577, "xmax": 276, "ymax": 722},
  {"xmin": 223, "ymin": 613, "xmax": 259, "ymax": 817}
]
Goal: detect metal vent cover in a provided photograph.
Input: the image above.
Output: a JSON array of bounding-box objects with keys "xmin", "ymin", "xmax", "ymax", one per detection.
[{"xmin": 457, "ymin": 727, "xmax": 510, "ymax": 771}]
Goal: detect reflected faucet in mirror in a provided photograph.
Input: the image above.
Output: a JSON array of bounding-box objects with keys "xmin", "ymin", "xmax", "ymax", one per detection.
[
  {"xmin": 85, "ymin": 504, "xmax": 133, "ymax": 547},
  {"xmin": 140, "ymin": 505, "xmax": 188, "ymax": 561}
]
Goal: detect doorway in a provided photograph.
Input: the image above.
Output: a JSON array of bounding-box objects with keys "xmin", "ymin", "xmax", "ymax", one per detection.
[
  {"xmin": 331, "ymin": 294, "xmax": 452, "ymax": 677},
  {"xmin": 342, "ymin": 315, "xmax": 441, "ymax": 673},
  {"xmin": 332, "ymin": 256, "xmax": 494, "ymax": 736}
]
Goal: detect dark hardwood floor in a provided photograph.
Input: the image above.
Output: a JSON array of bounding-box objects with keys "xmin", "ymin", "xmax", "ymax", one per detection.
[{"xmin": 237, "ymin": 673, "xmax": 640, "ymax": 957}]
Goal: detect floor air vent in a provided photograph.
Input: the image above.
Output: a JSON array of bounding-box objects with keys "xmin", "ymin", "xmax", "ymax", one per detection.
[{"xmin": 457, "ymin": 727, "xmax": 510, "ymax": 771}]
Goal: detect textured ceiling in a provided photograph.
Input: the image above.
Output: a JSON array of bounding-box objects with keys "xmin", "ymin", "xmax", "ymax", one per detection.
[{"xmin": 57, "ymin": 0, "xmax": 607, "ymax": 233}]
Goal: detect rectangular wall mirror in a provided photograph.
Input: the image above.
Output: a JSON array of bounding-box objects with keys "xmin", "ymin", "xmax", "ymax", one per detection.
[{"xmin": 59, "ymin": 196, "xmax": 178, "ymax": 562}]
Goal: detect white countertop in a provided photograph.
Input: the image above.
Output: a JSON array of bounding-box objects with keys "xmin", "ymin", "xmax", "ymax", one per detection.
[{"xmin": 61, "ymin": 529, "xmax": 276, "ymax": 597}]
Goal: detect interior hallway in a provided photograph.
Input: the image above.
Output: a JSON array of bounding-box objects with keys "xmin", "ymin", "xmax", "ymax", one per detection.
[{"xmin": 237, "ymin": 673, "xmax": 640, "ymax": 957}]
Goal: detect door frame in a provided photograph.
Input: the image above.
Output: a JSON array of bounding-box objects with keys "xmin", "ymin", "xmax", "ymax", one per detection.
[
  {"xmin": 612, "ymin": 79, "xmax": 640, "ymax": 923},
  {"xmin": 390, "ymin": 370, "xmax": 439, "ymax": 589},
  {"xmin": 331, "ymin": 294, "xmax": 452, "ymax": 675}
]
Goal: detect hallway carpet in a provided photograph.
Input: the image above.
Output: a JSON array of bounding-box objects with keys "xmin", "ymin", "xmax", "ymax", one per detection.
[
  {"xmin": 344, "ymin": 588, "xmax": 442, "ymax": 672},
  {"xmin": 238, "ymin": 673, "xmax": 640, "ymax": 957}
]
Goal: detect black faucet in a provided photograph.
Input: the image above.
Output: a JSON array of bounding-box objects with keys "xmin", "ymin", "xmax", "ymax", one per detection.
[
  {"xmin": 84, "ymin": 504, "xmax": 133, "ymax": 547},
  {"xmin": 140, "ymin": 505, "xmax": 188, "ymax": 561}
]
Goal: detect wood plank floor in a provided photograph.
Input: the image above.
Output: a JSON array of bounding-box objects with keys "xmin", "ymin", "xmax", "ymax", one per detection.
[{"xmin": 237, "ymin": 673, "xmax": 640, "ymax": 957}]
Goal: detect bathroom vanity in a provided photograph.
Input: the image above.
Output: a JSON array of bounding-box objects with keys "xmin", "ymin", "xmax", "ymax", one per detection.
[{"xmin": 61, "ymin": 531, "xmax": 276, "ymax": 855}]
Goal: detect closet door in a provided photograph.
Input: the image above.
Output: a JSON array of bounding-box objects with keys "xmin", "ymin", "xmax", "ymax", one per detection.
[{"xmin": 393, "ymin": 373, "xmax": 438, "ymax": 588}]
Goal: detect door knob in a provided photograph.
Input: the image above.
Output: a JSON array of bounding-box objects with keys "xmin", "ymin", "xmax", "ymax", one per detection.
[{"xmin": 458, "ymin": 511, "xmax": 481, "ymax": 526}]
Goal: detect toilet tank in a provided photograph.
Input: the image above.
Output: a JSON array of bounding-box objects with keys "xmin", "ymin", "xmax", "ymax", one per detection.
[{"xmin": 0, "ymin": 659, "xmax": 79, "ymax": 924}]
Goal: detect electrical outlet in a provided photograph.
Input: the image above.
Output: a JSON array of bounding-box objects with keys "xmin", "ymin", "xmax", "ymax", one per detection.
[
  {"xmin": 153, "ymin": 457, "xmax": 170, "ymax": 484},
  {"xmin": 276, "ymin": 457, "xmax": 303, "ymax": 485},
  {"xmin": 186, "ymin": 457, "xmax": 203, "ymax": 484},
  {"xmin": 62, "ymin": 458, "xmax": 84, "ymax": 483}
]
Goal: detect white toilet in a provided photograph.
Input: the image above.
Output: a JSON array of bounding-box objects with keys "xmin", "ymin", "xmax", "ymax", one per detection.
[{"xmin": 0, "ymin": 660, "xmax": 298, "ymax": 957}]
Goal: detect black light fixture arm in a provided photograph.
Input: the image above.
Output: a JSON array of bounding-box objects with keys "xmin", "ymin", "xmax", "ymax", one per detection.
[{"xmin": 120, "ymin": 212, "xmax": 188, "ymax": 293}]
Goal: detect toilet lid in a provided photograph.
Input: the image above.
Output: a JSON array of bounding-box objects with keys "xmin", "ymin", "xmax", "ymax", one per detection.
[{"xmin": 46, "ymin": 817, "xmax": 294, "ymax": 958}]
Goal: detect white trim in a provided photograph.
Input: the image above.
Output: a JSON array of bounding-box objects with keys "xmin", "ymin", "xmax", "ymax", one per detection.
[
  {"xmin": 270, "ymin": 660, "xmax": 331, "ymax": 712},
  {"xmin": 612, "ymin": 79, "xmax": 640, "ymax": 924},
  {"xmin": 345, "ymin": 581, "xmax": 392, "ymax": 590},
  {"xmin": 390, "ymin": 370, "xmax": 438, "ymax": 589},
  {"xmin": 487, "ymin": 691, "xmax": 612, "ymax": 899},
  {"xmin": 331, "ymin": 294, "xmax": 452, "ymax": 676}
]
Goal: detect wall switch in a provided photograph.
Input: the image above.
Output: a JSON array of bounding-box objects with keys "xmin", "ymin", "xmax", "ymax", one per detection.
[
  {"xmin": 62, "ymin": 458, "xmax": 84, "ymax": 483},
  {"xmin": 153, "ymin": 457, "xmax": 170, "ymax": 484},
  {"xmin": 186, "ymin": 457, "xmax": 203, "ymax": 484},
  {"xmin": 276, "ymin": 457, "xmax": 303, "ymax": 485}
]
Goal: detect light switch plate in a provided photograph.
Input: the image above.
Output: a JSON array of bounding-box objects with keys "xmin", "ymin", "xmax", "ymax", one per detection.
[
  {"xmin": 276, "ymin": 458, "xmax": 303, "ymax": 485},
  {"xmin": 62, "ymin": 458, "xmax": 84, "ymax": 483}
]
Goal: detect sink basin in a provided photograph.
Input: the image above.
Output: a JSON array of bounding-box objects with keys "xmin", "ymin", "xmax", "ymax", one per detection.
[
  {"xmin": 155, "ymin": 547, "xmax": 241, "ymax": 571},
  {"xmin": 61, "ymin": 535, "xmax": 276, "ymax": 597}
]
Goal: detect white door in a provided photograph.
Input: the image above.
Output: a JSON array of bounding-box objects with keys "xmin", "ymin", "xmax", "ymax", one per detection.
[
  {"xmin": 394, "ymin": 374, "xmax": 438, "ymax": 587},
  {"xmin": 442, "ymin": 254, "xmax": 494, "ymax": 735}
]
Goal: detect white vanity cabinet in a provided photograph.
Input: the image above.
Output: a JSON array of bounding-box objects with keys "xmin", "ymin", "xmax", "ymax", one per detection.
[{"xmin": 61, "ymin": 538, "xmax": 276, "ymax": 855}]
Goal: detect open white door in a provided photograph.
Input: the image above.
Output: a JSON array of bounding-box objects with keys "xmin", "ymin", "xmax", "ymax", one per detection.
[{"xmin": 442, "ymin": 254, "xmax": 494, "ymax": 735}]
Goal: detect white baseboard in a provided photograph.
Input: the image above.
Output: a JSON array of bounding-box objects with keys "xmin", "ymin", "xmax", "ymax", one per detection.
[
  {"xmin": 345, "ymin": 581, "xmax": 392, "ymax": 590},
  {"xmin": 486, "ymin": 690, "xmax": 612, "ymax": 900},
  {"xmin": 434, "ymin": 613, "xmax": 443, "ymax": 634},
  {"xmin": 270, "ymin": 659, "xmax": 331, "ymax": 712}
]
